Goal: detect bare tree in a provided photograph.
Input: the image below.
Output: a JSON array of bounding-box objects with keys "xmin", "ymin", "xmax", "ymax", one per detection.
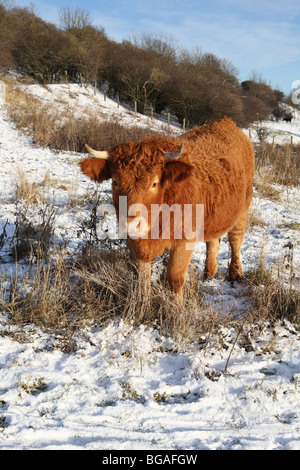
[
  {"xmin": 0, "ymin": 4, "xmax": 13, "ymax": 67},
  {"xmin": 58, "ymin": 7, "xmax": 92, "ymax": 32}
]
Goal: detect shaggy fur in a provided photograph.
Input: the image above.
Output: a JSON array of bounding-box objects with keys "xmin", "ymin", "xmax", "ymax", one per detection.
[{"xmin": 79, "ymin": 117, "xmax": 255, "ymax": 298}]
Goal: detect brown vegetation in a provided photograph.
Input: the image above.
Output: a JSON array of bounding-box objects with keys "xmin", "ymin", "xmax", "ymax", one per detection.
[
  {"xmin": 254, "ymin": 143, "xmax": 300, "ymax": 187},
  {"xmin": 4, "ymin": 80, "xmax": 160, "ymax": 152}
]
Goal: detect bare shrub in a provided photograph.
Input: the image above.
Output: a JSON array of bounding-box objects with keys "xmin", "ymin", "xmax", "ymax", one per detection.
[
  {"xmin": 0, "ymin": 220, "xmax": 9, "ymax": 257},
  {"xmin": 254, "ymin": 124, "xmax": 271, "ymax": 143}
]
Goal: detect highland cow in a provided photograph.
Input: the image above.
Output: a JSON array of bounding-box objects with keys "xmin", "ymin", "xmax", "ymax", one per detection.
[{"xmin": 79, "ymin": 118, "xmax": 255, "ymax": 299}]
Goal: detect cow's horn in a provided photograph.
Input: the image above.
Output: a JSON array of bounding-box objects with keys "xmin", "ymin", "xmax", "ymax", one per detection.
[
  {"xmin": 85, "ymin": 144, "xmax": 109, "ymax": 159},
  {"xmin": 163, "ymin": 144, "xmax": 184, "ymax": 160}
]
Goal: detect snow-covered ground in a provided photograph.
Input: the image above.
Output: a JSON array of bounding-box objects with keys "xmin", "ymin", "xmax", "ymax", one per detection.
[
  {"xmin": 17, "ymin": 82, "xmax": 183, "ymax": 135},
  {"xmin": 0, "ymin": 81, "xmax": 299, "ymax": 450}
]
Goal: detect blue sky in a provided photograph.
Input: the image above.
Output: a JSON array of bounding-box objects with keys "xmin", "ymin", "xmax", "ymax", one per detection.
[{"xmin": 14, "ymin": 0, "xmax": 300, "ymax": 95}]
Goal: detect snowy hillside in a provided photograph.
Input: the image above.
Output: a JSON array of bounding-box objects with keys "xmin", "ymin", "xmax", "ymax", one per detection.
[
  {"xmin": 17, "ymin": 82, "xmax": 183, "ymax": 135},
  {"xmin": 0, "ymin": 80, "xmax": 299, "ymax": 450}
]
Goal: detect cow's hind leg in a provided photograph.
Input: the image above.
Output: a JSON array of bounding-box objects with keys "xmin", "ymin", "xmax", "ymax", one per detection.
[
  {"xmin": 227, "ymin": 209, "xmax": 248, "ymax": 281},
  {"xmin": 203, "ymin": 238, "xmax": 220, "ymax": 280}
]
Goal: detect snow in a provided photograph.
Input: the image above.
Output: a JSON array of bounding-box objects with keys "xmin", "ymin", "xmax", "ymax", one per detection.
[
  {"xmin": 0, "ymin": 80, "xmax": 299, "ymax": 450},
  {"xmin": 17, "ymin": 82, "xmax": 182, "ymax": 135}
]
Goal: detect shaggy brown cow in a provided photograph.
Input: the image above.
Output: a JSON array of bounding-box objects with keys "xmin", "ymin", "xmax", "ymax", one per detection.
[{"xmin": 79, "ymin": 117, "xmax": 255, "ymax": 299}]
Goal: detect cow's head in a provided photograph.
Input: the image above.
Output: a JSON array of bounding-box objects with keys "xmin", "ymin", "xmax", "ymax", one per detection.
[{"xmin": 79, "ymin": 137, "xmax": 194, "ymax": 238}]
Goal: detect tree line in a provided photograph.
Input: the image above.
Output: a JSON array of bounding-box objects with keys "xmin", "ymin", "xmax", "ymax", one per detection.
[{"xmin": 0, "ymin": 3, "xmax": 288, "ymax": 127}]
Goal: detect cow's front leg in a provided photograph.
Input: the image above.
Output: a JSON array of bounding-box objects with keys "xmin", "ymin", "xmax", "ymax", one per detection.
[
  {"xmin": 136, "ymin": 259, "xmax": 151, "ymax": 287},
  {"xmin": 127, "ymin": 238, "xmax": 152, "ymax": 290},
  {"xmin": 167, "ymin": 241, "xmax": 194, "ymax": 300}
]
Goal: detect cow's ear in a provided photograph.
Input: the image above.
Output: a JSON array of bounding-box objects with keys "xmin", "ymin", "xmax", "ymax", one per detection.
[
  {"xmin": 161, "ymin": 161, "xmax": 194, "ymax": 187},
  {"xmin": 79, "ymin": 158, "xmax": 111, "ymax": 183}
]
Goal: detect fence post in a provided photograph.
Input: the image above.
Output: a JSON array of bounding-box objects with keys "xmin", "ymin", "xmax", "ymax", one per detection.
[
  {"xmin": 65, "ymin": 71, "xmax": 68, "ymax": 84},
  {"xmin": 168, "ymin": 113, "xmax": 170, "ymax": 127},
  {"xmin": 104, "ymin": 90, "xmax": 106, "ymax": 102},
  {"xmin": 94, "ymin": 81, "xmax": 97, "ymax": 96},
  {"xmin": 183, "ymin": 118, "xmax": 186, "ymax": 132},
  {"xmin": 117, "ymin": 93, "xmax": 120, "ymax": 108}
]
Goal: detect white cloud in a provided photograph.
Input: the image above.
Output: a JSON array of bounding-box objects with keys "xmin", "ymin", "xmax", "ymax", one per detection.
[{"xmin": 144, "ymin": 10, "xmax": 300, "ymax": 70}]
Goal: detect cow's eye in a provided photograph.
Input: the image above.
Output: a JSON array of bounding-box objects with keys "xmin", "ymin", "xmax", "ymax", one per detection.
[
  {"xmin": 152, "ymin": 182, "xmax": 158, "ymax": 188},
  {"xmin": 112, "ymin": 180, "xmax": 118, "ymax": 187}
]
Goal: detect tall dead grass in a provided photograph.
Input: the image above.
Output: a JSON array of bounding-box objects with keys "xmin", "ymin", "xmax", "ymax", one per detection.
[
  {"xmin": 243, "ymin": 246, "xmax": 299, "ymax": 327},
  {"xmin": 245, "ymin": 274, "xmax": 299, "ymax": 327},
  {"xmin": 5, "ymin": 81, "xmax": 166, "ymax": 152},
  {"xmin": 254, "ymin": 142, "xmax": 300, "ymax": 187},
  {"xmin": 11, "ymin": 170, "xmax": 57, "ymax": 260},
  {"xmin": 0, "ymin": 246, "xmax": 220, "ymax": 349},
  {"xmin": 2, "ymin": 239, "xmax": 298, "ymax": 353}
]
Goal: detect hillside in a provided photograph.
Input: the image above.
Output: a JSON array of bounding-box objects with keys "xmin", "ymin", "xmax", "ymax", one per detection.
[{"xmin": 0, "ymin": 80, "xmax": 299, "ymax": 450}]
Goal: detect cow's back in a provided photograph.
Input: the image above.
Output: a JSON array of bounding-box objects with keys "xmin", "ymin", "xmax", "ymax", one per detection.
[
  {"xmin": 181, "ymin": 118, "xmax": 254, "ymax": 181},
  {"xmin": 168, "ymin": 118, "xmax": 255, "ymax": 240}
]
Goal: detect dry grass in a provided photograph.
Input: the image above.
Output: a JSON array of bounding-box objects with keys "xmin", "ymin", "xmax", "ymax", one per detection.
[
  {"xmin": 246, "ymin": 277, "xmax": 299, "ymax": 326},
  {"xmin": 14, "ymin": 169, "xmax": 43, "ymax": 204},
  {"xmin": 254, "ymin": 181, "xmax": 282, "ymax": 201},
  {"xmin": 4, "ymin": 81, "xmax": 167, "ymax": 153},
  {"xmin": 2, "ymin": 240, "xmax": 298, "ymax": 353},
  {"xmin": 5, "ymin": 82, "xmax": 299, "ymax": 187},
  {"xmin": 243, "ymin": 247, "xmax": 299, "ymax": 327},
  {"xmin": 246, "ymin": 207, "xmax": 266, "ymax": 231},
  {"xmin": 0, "ymin": 246, "xmax": 222, "ymax": 349},
  {"xmin": 254, "ymin": 142, "xmax": 300, "ymax": 187},
  {"xmin": 11, "ymin": 171, "xmax": 57, "ymax": 260}
]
